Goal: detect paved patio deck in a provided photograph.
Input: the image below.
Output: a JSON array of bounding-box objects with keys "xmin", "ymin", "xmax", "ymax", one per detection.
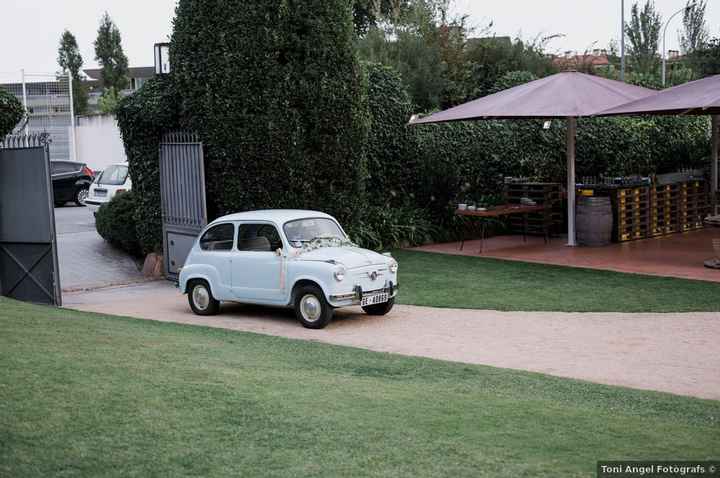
[{"xmin": 411, "ymin": 228, "xmax": 720, "ymax": 283}]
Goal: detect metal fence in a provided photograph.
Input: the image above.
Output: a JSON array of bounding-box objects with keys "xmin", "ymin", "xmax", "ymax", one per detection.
[{"xmin": 0, "ymin": 71, "xmax": 75, "ymax": 162}]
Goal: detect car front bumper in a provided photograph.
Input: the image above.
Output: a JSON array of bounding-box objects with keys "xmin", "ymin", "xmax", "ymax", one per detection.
[{"xmin": 329, "ymin": 281, "xmax": 398, "ymax": 307}]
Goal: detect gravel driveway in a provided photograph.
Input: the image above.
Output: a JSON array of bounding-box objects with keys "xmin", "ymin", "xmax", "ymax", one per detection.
[{"xmin": 64, "ymin": 281, "xmax": 720, "ymax": 400}]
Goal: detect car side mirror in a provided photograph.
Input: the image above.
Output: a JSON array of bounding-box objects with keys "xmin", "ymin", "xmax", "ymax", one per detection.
[{"xmin": 275, "ymin": 248, "xmax": 283, "ymax": 257}]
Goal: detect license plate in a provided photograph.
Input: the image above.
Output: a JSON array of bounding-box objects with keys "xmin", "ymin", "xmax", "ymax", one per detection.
[
  {"xmin": 361, "ymin": 292, "xmax": 388, "ymax": 307},
  {"xmin": 94, "ymin": 189, "xmax": 107, "ymax": 197}
]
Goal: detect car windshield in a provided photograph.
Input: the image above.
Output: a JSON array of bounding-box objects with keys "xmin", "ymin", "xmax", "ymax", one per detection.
[
  {"xmin": 283, "ymin": 218, "xmax": 346, "ymax": 248},
  {"xmin": 97, "ymin": 165, "xmax": 128, "ymax": 185}
]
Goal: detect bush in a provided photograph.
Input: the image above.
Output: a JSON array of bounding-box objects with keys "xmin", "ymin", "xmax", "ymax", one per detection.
[
  {"xmin": 95, "ymin": 191, "xmax": 142, "ymax": 257},
  {"xmin": 365, "ymin": 62, "xmax": 419, "ymax": 205},
  {"xmin": 115, "ymin": 77, "xmax": 180, "ymax": 254},
  {"xmin": 0, "ymin": 89, "xmax": 24, "ymax": 136},
  {"xmin": 172, "ymin": 0, "xmax": 369, "ymax": 223},
  {"xmin": 344, "ymin": 205, "xmax": 437, "ymax": 251}
]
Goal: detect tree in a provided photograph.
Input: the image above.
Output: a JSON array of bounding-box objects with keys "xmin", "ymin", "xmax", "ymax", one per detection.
[
  {"xmin": 57, "ymin": 29, "xmax": 88, "ymax": 115},
  {"xmin": 94, "ymin": 12, "xmax": 129, "ymax": 92},
  {"xmin": 625, "ymin": 0, "xmax": 662, "ymax": 75},
  {"xmin": 686, "ymin": 37, "xmax": 720, "ymax": 77},
  {"xmin": 0, "ymin": 89, "xmax": 24, "ymax": 136},
  {"xmin": 98, "ymin": 87, "xmax": 121, "ymax": 114},
  {"xmin": 680, "ymin": 0, "xmax": 709, "ymax": 54}
]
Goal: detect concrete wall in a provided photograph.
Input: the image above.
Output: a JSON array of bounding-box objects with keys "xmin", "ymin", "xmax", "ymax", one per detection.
[{"xmin": 73, "ymin": 114, "xmax": 127, "ymax": 172}]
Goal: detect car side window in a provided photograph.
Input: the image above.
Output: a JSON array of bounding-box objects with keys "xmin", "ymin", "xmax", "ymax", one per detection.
[
  {"xmin": 237, "ymin": 223, "xmax": 282, "ymax": 252},
  {"xmin": 199, "ymin": 223, "xmax": 235, "ymax": 251}
]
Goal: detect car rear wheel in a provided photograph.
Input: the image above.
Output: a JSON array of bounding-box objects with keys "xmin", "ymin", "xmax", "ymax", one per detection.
[
  {"xmin": 362, "ymin": 298, "xmax": 395, "ymax": 316},
  {"xmin": 294, "ymin": 285, "xmax": 333, "ymax": 329},
  {"xmin": 188, "ymin": 280, "xmax": 220, "ymax": 316},
  {"xmin": 75, "ymin": 187, "xmax": 89, "ymax": 206}
]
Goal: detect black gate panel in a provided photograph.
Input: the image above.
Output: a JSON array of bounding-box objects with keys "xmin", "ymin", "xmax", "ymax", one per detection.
[
  {"xmin": 159, "ymin": 132, "xmax": 208, "ymax": 281},
  {"xmin": 0, "ymin": 135, "xmax": 61, "ymax": 305}
]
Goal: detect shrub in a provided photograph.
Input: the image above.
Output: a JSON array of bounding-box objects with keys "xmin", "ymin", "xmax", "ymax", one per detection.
[
  {"xmin": 171, "ymin": 0, "xmax": 369, "ymax": 223},
  {"xmin": 0, "ymin": 89, "xmax": 24, "ymax": 136},
  {"xmin": 115, "ymin": 77, "xmax": 180, "ymax": 254},
  {"xmin": 365, "ymin": 62, "xmax": 419, "ymax": 205},
  {"xmin": 344, "ymin": 204, "xmax": 437, "ymax": 251},
  {"xmin": 95, "ymin": 190, "xmax": 142, "ymax": 257}
]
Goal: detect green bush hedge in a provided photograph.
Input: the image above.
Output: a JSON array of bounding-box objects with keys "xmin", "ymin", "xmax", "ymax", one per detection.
[
  {"xmin": 95, "ymin": 191, "xmax": 142, "ymax": 257},
  {"xmin": 171, "ymin": 0, "xmax": 369, "ymax": 224},
  {"xmin": 118, "ymin": 10, "xmax": 711, "ymax": 253},
  {"xmin": 0, "ymin": 89, "xmax": 24, "ymax": 137},
  {"xmin": 115, "ymin": 77, "xmax": 180, "ymax": 254}
]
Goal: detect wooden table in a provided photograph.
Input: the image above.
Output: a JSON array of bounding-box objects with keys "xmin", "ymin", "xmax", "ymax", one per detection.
[{"xmin": 456, "ymin": 204, "xmax": 548, "ymax": 253}]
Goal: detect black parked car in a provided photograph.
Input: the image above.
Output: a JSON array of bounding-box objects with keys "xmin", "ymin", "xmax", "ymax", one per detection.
[{"xmin": 51, "ymin": 160, "xmax": 95, "ymax": 207}]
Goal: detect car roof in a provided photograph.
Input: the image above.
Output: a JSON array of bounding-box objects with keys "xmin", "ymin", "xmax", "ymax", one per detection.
[{"xmin": 211, "ymin": 209, "xmax": 336, "ymax": 226}]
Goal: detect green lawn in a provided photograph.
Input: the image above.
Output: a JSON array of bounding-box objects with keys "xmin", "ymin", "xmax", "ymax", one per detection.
[
  {"xmin": 394, "ymin": 250, "xmax": 720, "ymax": 312},
  {"xmin": 1, "ymin": 299, "xmax": 718, "ymax": 477}
]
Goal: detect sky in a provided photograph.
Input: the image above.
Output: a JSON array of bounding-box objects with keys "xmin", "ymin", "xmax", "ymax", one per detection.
[{"xmin": 1, "ymin": 0, "xmax": 719, "ymax": 79}]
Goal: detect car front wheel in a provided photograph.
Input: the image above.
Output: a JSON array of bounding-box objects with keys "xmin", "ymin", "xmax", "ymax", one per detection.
[
  {"xmin": 294, "ymin": 285, "xmax": 333, "ymax": 329},
  {"xmin": 188, "ymin": 280, "xmax": 220, "ymax": 316},
  {"xmin": 362, "ymin": 298, "xmax": 395, "ymax": 316}
]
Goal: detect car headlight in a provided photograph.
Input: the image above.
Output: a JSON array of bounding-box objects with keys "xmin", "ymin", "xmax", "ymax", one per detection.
[
  {"xmin": 389, "ymin": 261, "xmax": 398, "ymax": 274},
  {"xmin": 333, "ymin": 265, "xmax": 346, "ymax": 282}
]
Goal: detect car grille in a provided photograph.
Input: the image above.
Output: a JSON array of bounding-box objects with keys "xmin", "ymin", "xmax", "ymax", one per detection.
[{"xmin": 350, "ymin": 265, "xmax": 388, "ymax": 291}]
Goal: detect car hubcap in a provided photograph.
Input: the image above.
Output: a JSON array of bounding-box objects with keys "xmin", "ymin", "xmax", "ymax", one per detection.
[
  {"xmin": 77, "ymin": 189, "xmax": 88, "ymax": 205},
  {"xmin": 300, "ymin": 294, "xmax": 322, "ymax": 322},
  {"xmin": 193, "ymin": 285, "xmax": 210, "ymax": 311}
]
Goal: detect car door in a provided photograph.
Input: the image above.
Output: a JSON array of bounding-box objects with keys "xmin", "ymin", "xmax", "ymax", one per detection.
[
  {"xmin": 51, "ymin": 161, "xmax": 79, "ymax": 203},
  {"xmin": 231, "ymin": 222, "xmax": 285, "ymax": 302},
  {"xmin": 196, "ymin": 222, "xmax": 236, "ymax": 299}
]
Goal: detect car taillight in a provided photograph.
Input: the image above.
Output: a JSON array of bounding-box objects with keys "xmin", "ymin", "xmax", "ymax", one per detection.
[
  {"xmin": 82, "ymin": 165, "xmax": 94, "ymax": 177},
  {"xmin": 116, "ymin": 189, "xmax": 127, "ymax": 195}
]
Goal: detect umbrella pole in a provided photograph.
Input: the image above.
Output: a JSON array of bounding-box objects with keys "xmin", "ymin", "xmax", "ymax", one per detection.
[
  {"xmin": 567, "ymin": 117, "xmax": 577, "ymax": 246},
  {"xmin": 712, "ymin": 115, "xmax": 719, "ymax": 215}
]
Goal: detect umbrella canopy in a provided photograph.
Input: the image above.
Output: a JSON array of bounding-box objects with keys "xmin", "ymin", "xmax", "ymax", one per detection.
[
  {"xmin": 597, "ymin": 74, "xmax": 720, "ymax": 116},
  {"xmin": 409, "ymin": 71, "xmax": 654, "ymax": 124},
  {"xmin": 409, "ymin": 72, "xmax": 655, "ymax": 246},
  {"xmin": 598, "ymin": 74, "xmax": 720, "ymax": 215}
]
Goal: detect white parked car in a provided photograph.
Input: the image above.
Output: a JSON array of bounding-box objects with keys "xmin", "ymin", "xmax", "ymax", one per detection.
[
  {"xmin": 178, "ymin": 210, "xmax": 399, "ymax": 329},
  {"xmin": 86, "ymin": 163, "xmax": 132, "ymax": 214}
]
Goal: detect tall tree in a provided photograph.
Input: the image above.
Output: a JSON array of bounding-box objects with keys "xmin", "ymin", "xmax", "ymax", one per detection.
[
  {"xmin": 624, "ymin": 0, "xmax": 662, "ymax": 75},
  {"xmin": 680, "ymin": 0, "xmax": 709, "ymax": 54},
  {"xmin": 57, "ymin": 29, "xmax": 88, "ymax": 115},
  {"xmin": 94, "ymin": 12, "xmax": 129, "ymax": 92}
]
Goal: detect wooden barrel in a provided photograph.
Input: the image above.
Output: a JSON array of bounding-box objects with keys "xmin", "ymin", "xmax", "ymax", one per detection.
[{"xmin": 576, "ymin": 196, "xmax": 612, "ymax": 246}]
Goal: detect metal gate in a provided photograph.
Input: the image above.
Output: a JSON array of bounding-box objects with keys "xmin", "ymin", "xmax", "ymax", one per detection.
[
  {"xmin": 0, "ymin": 134, "xmax": 62, "ymax": 305},
  {"xmin": 159, "ymin": 132, "xmax": 208, "ymax": 281}
]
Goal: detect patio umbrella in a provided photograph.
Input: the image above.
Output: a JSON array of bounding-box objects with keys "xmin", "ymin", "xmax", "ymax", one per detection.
[
  {"xmin": 598, "ymin": 74, "xmax": 720, "ymax": 214},
  {"xmin": 409, "ymin": 71, "xmax": 655, "ymax": 246}
]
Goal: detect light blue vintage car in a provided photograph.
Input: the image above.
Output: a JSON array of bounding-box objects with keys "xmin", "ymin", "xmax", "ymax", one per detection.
[{"xmin": 178, "ymin": 210, "xmax": 399, "ymax": 328}]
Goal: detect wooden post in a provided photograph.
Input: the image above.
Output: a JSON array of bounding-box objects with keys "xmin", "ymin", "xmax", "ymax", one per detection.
[{"xmin": 567, "ymin": 117, "xmax": 577, "ymax": 246}]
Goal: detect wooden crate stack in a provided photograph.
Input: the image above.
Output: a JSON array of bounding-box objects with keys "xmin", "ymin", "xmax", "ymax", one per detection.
[
  {"xmin": 610, "ymin": 187, "xmax": 650, "ymax": 242},
  {"xmin": 606, "ymin": 180, "xmax": 708, "ymax": 243},
  {"xmin": 504, "ymin": 182, "xmax": 563, "ymax": 236},
  {"xmin": 680, "ymin": 180, "xmax": 709, "ymax": 231},
  {"xmin": 650, "ymin": 184, "xmax": 678, "ymax": 236}
]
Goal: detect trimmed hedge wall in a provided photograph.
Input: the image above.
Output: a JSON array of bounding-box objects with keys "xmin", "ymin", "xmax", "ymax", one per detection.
[
  {"xmin": 0, "ymin": 89, "xmax": 24, "ymax": 137},
  {"xmin": 115, "ymin": 77, "xmax": 180, "ymax": 254},
  {"xmin": 171, "ymin": 0, "xmax": 369, "ymax": 223}
]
